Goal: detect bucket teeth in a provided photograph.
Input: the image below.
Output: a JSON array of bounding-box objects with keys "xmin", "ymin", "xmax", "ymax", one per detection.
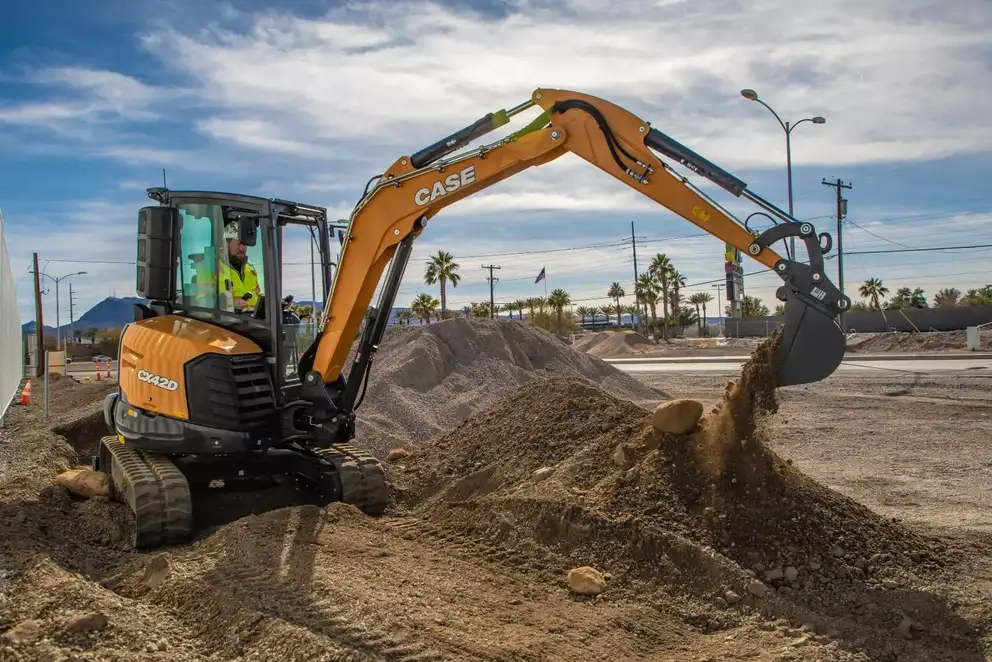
[{"xmin": 100, "ymin": 436, "xmax": 194, "ymax": 549}]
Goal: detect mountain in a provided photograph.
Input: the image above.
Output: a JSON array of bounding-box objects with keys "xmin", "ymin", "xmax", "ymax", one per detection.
[{"xmin": 22, "ymin": 297, "xmax": 149, "ymax": 336}]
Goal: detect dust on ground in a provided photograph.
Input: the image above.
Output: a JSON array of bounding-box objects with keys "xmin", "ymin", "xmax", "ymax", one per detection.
[
  {"xmin": 846, "ymin": 329, "xmax": 991, "ymax": 353},
  {"xmin": 0, "ymin": 320, "xmax": 989, "ymax": 661}
]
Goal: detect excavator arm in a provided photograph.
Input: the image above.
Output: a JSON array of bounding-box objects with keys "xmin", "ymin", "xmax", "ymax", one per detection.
[{"xmin": 297, "ymin": 87, "xmax": 850, "ymax": 426}]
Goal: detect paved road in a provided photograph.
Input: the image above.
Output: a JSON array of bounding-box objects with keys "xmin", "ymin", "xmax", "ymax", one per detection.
[{"xmin": 607, "ymin": 356, "xmax": 992, "ymax": 375}]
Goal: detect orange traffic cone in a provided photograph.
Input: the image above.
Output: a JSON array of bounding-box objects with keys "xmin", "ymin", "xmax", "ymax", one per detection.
[{"xmin": 18, "ymin": 379, "xmax": 31, "ymax": 405}]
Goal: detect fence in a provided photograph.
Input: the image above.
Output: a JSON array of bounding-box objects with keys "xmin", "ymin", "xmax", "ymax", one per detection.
[
  {"xmin": 0, "ymin": 209, "xmax": 24, "ymax": 422},
  {"xmin": 723, "ymin": 305, "xmax": 992, "ymax": 337}
]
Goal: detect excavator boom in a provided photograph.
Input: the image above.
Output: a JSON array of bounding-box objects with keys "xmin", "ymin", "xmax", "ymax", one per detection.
[{"xmin": 304, "ymin": 88, "xmax": 850, "ymax": 408}]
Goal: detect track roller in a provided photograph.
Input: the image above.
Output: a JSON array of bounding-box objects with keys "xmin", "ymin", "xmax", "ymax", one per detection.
[
  {"xmin": 99, "ymin": 436, "xmax": 194, "ymax": 549},
  {"xmin": 316, "ymin": 443, "xmax": 389, "ymax": 516}
]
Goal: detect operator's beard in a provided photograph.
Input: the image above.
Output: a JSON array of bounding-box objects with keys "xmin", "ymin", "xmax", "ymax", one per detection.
[{"xmin": 229, "ymin": 253, "xmax": 245, "ymax": 269}]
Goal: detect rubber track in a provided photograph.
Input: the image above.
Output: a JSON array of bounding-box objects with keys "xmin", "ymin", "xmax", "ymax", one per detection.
[
  {"xmin": 316, "ymin": 443, "xmax": 389, "ymax": 516},
  {"xmin": 100, "ymin": 436, "xmax": 194, "ymax": 549}
]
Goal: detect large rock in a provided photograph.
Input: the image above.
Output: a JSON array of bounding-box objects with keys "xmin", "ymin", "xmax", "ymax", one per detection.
[
  {"xmin": 56, "ymin": 468, "xmax": 109, "ymax": 499},
  {"xmin": 567, "ymin": 566, "xmax": 606, "ymax": 596},
  {"xmin": 651, "ymin": 399, "xmax": 704, "ymax": 434}
]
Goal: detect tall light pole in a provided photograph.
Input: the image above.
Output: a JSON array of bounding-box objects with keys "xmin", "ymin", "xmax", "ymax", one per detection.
[
  {"xmin": 33, "ymin": 269, "xmax": 87, "ymax": 351},
  {"xmin": 740, "ymin": 88, "xmax": 825, "ymax": 259}
]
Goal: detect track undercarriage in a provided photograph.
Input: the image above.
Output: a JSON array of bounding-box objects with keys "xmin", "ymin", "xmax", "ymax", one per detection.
[{"xmin": 97, "ymin": 436, "xmax": 389, "ymax": 549}]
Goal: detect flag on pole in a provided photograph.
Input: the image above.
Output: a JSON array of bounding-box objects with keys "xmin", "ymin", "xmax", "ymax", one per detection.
[{"xmin": 534, "ymin": 266, "xmax": 546, "ymax": 283}]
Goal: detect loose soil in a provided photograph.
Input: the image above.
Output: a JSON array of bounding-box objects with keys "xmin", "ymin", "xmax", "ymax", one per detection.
[{"xmin": 1, "ymin": 321, "xmax": 989, "ymax": 661}]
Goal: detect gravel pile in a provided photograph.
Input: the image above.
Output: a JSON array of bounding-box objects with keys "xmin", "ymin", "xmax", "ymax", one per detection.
[{"xmin": 350, "ymin": 317, "xmax": 665, "ymax": 458}]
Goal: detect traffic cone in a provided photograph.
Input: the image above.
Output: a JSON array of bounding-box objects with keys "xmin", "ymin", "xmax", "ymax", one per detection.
[{"xmin": 18, "ymin": 379, "xmax": 31, "ymax": 405}]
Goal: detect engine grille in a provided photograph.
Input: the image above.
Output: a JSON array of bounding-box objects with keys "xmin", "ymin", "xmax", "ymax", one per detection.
[{"xmin": 184, "ymin": 353, "xmax": 275, "ymax": 431}]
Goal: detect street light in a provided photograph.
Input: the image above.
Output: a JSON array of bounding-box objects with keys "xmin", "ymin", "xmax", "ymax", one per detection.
[
  {"xmin": 740, "ymin": 88, "xmax": 826, "ymax": 258},
  {"xmin": 34, "ymin": 269, "xmax": 87, "ymax": 351}
]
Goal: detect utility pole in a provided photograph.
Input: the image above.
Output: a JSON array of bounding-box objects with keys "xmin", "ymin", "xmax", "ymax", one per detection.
[
  {"xmin": 68, "ymin": 283, "xmax": 78, "ymax": 353},
  {"xmin": 32, "ymin": 253, "xmax": 44, "ymax": 377},
  {"xmin": 481, "ymin": 264, "xmax": 501, "ymax": 318},
  {"xmin": 630, "ymin": 221, "xmax": 643, "ymax": 333},
  {"xmin": 822, "ymin": 178, "xmax": 852, "ymax": 329}
]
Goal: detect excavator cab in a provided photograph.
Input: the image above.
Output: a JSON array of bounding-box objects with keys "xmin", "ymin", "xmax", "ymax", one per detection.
[{"xmin": 134, "ymin": 188, "xmax": 336, "ymax": 389}]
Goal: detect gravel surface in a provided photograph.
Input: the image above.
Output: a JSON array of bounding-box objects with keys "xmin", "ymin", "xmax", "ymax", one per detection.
[{"xmin": 0, "ymin": 321, "xmax": 989, "ymax": 661}]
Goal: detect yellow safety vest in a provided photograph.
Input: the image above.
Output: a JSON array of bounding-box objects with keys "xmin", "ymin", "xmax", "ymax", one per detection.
[{"xmin": 220, "ymin": 261, "xmax": 261, "ymax": 306}]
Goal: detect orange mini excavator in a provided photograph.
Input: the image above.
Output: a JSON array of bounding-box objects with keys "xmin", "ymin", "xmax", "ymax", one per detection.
[{"xmin": 96, "ymin": 88, "xmax": 850, "ymax": 548}]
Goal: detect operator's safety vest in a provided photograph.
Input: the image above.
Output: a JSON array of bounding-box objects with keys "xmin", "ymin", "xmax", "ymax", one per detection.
[
  {"xmin": 220, "ymin": 261, "xmax": 261, "ymax": 306},
  {"xmin": 190, "ymin": 258, "xmax": 260, "ymax": 310}
]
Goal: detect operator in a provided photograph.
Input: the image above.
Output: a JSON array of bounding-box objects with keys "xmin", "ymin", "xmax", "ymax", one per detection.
[{"xmin": 222, "ymin": 222, "xmax": 262, "ymax": 312}]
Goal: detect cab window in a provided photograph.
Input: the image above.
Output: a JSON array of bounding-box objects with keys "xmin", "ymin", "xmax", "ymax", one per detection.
[{"xmin": 175, "ymin": 203, "xmax": 266, "ymax": 314}]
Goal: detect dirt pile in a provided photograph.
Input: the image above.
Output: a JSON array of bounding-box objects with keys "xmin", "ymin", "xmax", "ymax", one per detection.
[
  {"xmin": 584, "ymin": 330, "xmax": 654, "ymax": 357},
  {"xmin": 394, "ymin": 333, "xmax": 959, "ymax": 651},
  {"xmin": 350, "ymin": 317, "xmax": 665, "ymax": 457},
  {"xmin": 847, "ymin": 329, "xmax": 990, "ymax": 353}
]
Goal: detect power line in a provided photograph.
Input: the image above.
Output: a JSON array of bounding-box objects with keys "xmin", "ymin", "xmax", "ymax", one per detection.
[{"xmin": 845, "ymin": 243, "xmax": 992, "ymax": 256}]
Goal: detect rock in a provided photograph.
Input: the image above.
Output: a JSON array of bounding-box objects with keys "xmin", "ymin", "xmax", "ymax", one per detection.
[
  {"xmin": 829, "ymin": 545, "xmax": 844, "ymax": 558},
  {"xmin": 895, "ymin": 616, "xmax": 914, "ymax": 640},
  {"xmin": 567, "ymin": 566, "xmax": 606, "ymax": 596},
  {"xmin": 724, "ymin": 590, "xmax": 741, "ymax": 605},
  {"xmin": 612, "ymin": 445, "xmax": 633, "ymax": 469},
  {"xmin": 808, "ymin": 561, "xmax": 822, "ymax": 571},
  {"xmin": 141, "ymin": 553, "xmax": 172, "ymax": 591},
  {"xmin": 765, "ymin": 568, "xmax": 784, "ymax": 582},
  {"xmin": 651, "ymin": 399, "xmax": 704, "ymax": 434},
  {"xmin": 746, "ymin": 580, "xmax": 767, "ymax": 597},
  {"xmin": 65, "ymin": 612, "xmax": 109, "ymax": 633},
  {"xmin": 533, "ymin": 467, "xmax": 554, "ymax": 482},
  {"xmin": 56, "ymin": 468, "xmax": 109, "ymax": 499},
  {"xmin": 1, "ymin": 620, "xmax": 42, "ymax": 646},
  {"xmin": 784, "ymin": 566, "xmax": 799, "ymax": 582},
  {"xmin": 385, "ymin": 448, "xmax": 410, "ymax": 461},
  {"xmin": 882, "ymin": 579, "xmax": 899, "ymax": 589}
]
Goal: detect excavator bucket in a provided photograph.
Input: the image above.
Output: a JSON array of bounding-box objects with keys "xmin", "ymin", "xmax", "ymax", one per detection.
[{"xmin": 776, "ymin": 288, "xmax": 846, "ymax": 387}]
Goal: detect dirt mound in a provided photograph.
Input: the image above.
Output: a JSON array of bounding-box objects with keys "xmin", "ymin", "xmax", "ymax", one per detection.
[
  {"xmin": 394, "ymin": 334, "xmax": 959, "ymax": 650},
  {"xmin": 584, "ymin": 330, "xmax": 654, "ymax": 357},
  {"xmin": 350, "ymin": 317, "xmax": 665, "ymax": 458},
  {"xmin": 847, "ymin": 330, "xmax": 990, "ymax": 353}
]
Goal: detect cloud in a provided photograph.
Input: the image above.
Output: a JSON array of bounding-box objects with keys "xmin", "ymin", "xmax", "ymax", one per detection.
[{"xmin": 3, "ymin": 0, "xmax": 992, "ymax": 324}]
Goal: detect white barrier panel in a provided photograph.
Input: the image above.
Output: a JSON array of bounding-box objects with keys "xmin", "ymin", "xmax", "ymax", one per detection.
[{"xmin": 0, "ymin": 209, "xmax": 24, "ymax": 420}]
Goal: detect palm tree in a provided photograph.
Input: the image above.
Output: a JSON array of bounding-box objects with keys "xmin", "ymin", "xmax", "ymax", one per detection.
[
  {"xmin": 599, "ymin": 305, "xmax": 613, "ymax": 326},
  {"xmin": 859, "ymin": 278, "xmax": 888, "ymax": 311},
  {"xmin": 524, "ymin": 297, "xmax": 540, "ymax": 319},
  {"xmin": 575, "ymin": 306, "xmax": 592, "ymax": 327},
  {"xmin": 547, "ymin": 288, "xmax": 571, "ymax": 333},
  {"xmin": 933, "ymin": 287, "xmax": 961, "ymax": 308},
  {"xmin": 696, "ymin": 292, "xmax": 713, "ymax": 336},
  {"xmin": 411, "ymin": 293, "xmax": 439, "ymax": 324},
  {"xmin": 423, "ymin": 250, "xmax": 461, "ymax": 317},
  {"xmin": 607, "ymin": 282, "xmax": 625, "ymax": 328},
  {"xmin": 622, "ymin": 303, "xmax": 638, "ymax": 327},
  {"xmin": 635, "ymin": 273, "xmax": 660, "ymax": 329},
  {"xmin": 503, "ymin": 301, "xmax": 518, "ymax": 319},
  {"xmin": 395, "ymin": 310, "xmax": 415, "ymax": 325},
  {"xmin": 649, "ymin": 254, "xmax": 673, "ymax": 339},
  {"xmin": 514, "ymin": 299, "xmax": 528, "ymax": 320},
  {"xmin": 688, "ymin": 292, "xmax": 710, "ymax": 336}
]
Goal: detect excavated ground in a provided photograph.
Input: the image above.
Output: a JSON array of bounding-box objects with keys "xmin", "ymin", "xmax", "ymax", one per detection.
[{"xmin": 0, "ymin": 320, "xmax": 990, "ymax": 661}]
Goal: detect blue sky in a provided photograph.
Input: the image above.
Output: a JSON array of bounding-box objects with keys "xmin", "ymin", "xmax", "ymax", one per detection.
[{"xmin": 2, "ymin": 0, "xmax": 992, "ymax": 327}]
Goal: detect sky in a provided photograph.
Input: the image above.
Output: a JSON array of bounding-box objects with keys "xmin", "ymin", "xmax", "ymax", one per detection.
[{"xmin": 2, "ymin": 0, "xmax": 992, "ymax": 328}]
